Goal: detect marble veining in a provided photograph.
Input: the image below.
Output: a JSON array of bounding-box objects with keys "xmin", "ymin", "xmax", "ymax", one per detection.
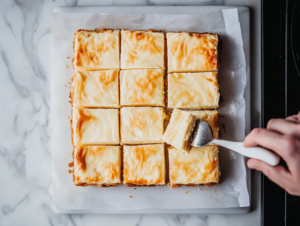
[{"xmin": 0, "ymin": 0, "xmax": 260, "ymax": 225}]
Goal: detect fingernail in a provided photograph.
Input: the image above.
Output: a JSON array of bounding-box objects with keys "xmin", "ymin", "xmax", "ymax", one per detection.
[{"xmin": 247, "ymin": 162, "xmax": 256, "ymax": 169}]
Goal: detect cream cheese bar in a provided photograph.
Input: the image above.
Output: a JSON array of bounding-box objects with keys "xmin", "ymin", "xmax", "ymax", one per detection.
[
  {"xmin": 168, "ymin": 145, "xmax": 220, "ymax": 188},
  {"xmin": 120, "ymin": 69, "xmax": 164, "ymax": 106},
  {"xmin": 120, "ymin": 107, "xmax": 164, "ymax": 144},
  {"xmin": 123, "ymin": 144, "xmax": 165, "ymax": 186},
  {"xmin": 167, "ymin": 32, "xmax": 218, "ymax": 73},
  {"xmin": 73, "ymin": 145, "xmax": 121, "ymax": 187},
  {"xmin": 121, "ymin": 29, "xmax": 164, "ymax": 69},
  {"xmin": 73, "ymin": 29, "xmax": 120, "ymax": 71},
  {"xmin": 72, "ymin": 108, "xmax": 119, "ymax": 145},
  {"xmin": 168, "ymin": 72, "xmax": 219, "ymax": 109},
  {"xmin": 72, "ymin": 70, "xmax": 119, "ymax": 108}
]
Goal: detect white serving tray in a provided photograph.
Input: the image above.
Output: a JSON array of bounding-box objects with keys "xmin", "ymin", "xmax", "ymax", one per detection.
[{"xmin": 52, "ymin": 5, "xmax": 251, "ymax": 214}]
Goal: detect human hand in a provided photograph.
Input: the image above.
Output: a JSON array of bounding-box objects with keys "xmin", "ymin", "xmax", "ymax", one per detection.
[{"xmin": 244, "ymin": 112, "xmax": 300, "ymax": 196}]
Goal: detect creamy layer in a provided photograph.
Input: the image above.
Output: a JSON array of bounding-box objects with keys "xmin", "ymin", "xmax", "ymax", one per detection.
[
  {"xmin": 121, "ymin": 107, "xmax": 164, "ymax": 144},
  {"xmin": 167, "ymin": 32, "xmax": 218, "ymax": 73},
  {"xmin": 72, "ymin": 70, "xmax": 119, "ymax": 108},
  {"xmin": 121, "ymin": 30, "xmax": 164, "ymax": 69},
  {"xmin": 72, "ymin": 108, "xmax": 119, "ymax": 145},
  {"xmin": 188, "ymin": 110, "xmax": 219, "ymax": 139},
  {"xmin": 73, "ymin": 29, "xmax": 119, "ymax": 70},
  {"xmin": 74, "ymin": 146, "xmax": 121, "ymax": 185},
  {"xmin": 168, "ymin": 72, "xmax": 219, "ymax": 109},
  {"xmin": 123, "ymin": 144, "xmax": 165, "ymax": 185},
  {"xmin": 168, "ymin": 145, "xmax": 220, "ymax": 186},
  {"xmin": 120, "ymin": 69, "xmax": 164, "ymax": 106},
  {"xmin": 163, "ymin": 109, "xmax": 196, "ymax": 153}
]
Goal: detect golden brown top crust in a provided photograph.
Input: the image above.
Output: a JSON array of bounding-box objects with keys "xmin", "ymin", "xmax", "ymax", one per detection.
[
  {"xmin": 123, "ymin": 144, "xmax": 165, "ymax": 185},
  {"xmin": 76, "ymin": 109, "xmax": 96, "ymax": 138},
  {"xmin": 120, "ymin": 107, "xmax": 164, "ymax": 144},
  {"xmin": 74, "ymin": 146, "xmax": 121, "ymax": 184},
  {"xmin": 73, "ymin": 108, "xmax": 119, "ymax": 145},
  {"xmin": 120, "ymin": 69, "xmax": 164, "ymax": 106},
  {"xmin": 168, "ymin": 145, "xmax": 220, "ymax": 185},
  {"xmin": 121, "ymin": 30, "xmax": 164, "ymax": 69},
  {"xmin": 73, "ymin": 29, "xmax": 119, "ymax": 70},
  {"xmin": 76, "ymin": 146, "xmax": 86, "ymax": 171},
  {"xmin": 167, "ymin": 32, "xmax": 218, "ymax": 72},
  {"xmin": 72, "ymin": 70, "xmax": 119, "ymax": 108},
  {"xmin": 168, "ymin": 72, "xmax": 220, "ymax": 109}
]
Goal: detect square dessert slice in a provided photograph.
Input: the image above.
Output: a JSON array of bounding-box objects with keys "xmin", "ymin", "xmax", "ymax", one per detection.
[
  {"xmin": 163, "ymin": 109, "xmax": 197, "ymax": 153},
  {"xmin": 168, "ymin": 145, "xmax": 220, "ymax": 188},
  {"xmin": 167, "ymin": 32, "xmax": 218, "ymax": 73},
  {"xmin": 121, "ymin": 29, "xmax": 164, "ymax": 69},
  {"xmin": 72, "ymin": 108, "xmax": 119, "ymax": 145},
  {"xmin": 168, "ymin": 72, "xmax": 219, "ymax": 109},
  {"xmin": 123, "ymin": 144, "xmax": 165, "ymax": 186},
  {"xmin": 72, "ymin": 70, "xmax": 119, "ymax": 108},
  {"xmin": 188, "ymin": 110, "xmax": 219, "ymax": 139},
  {"xmin": 120, "ymin": 107, "xmax": 164, "ymax": 144},
  {"xmin": 73, "ymin": 29, "xmax": 120, "ymax": 71},
  {"xmin": 120, "ymin": 69, "xmax": 164, "ymax": 106},
  {"xmin": 73, "ymin": 145, "xmax": 121, "ymax": 187}
]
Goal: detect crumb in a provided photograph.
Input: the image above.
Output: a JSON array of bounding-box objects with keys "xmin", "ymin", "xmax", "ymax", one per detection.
[
  {"xmin": 68, "ymin": 162, "xmax": 74, "ymax": 167},
  {"xmin": 215, "ymin": 190, "xmax": 217, "ymax": 192},
  {"xmin": 134, "ymin": 188, "xmax": 136, "ymax": 190},
  {"xmin": 67, "ymin": 57, "xmax": 70, "ymax": 59},
  {"xmin": 185, "ymin": 191, "xmax": 188, "ymax": 194},
  {"xmin": 198, "ymin": 188, "xmax": 200, "ymax": 191},
  {"xmin": 66, "ymin": 65, "xmax": 69, "ymax": 68},
  {"xmin": 209, "ymin": 195, "xmax": 212, "ymax": 198},
  {"xmin": 129, "ymin": 196, "xmax": 132, "ymax": 198},
  {"xmin": 68, "ymin": 170, "xmax": 72, "ymax": 173},
  {"xmin": 68, "ymin": 116, "xmax": 70, "ymax": 119}
]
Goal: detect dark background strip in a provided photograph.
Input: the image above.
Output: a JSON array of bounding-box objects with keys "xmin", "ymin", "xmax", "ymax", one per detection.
[{"xmin": 262, "ymin": 0, "xmax": 300, "ymax": 225}]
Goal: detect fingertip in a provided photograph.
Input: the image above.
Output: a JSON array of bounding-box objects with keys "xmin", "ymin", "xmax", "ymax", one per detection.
[
  {"xmin": 247, "ymin": 159, "xmax": 256, "ymax": 169},
  {"xmin": 267, "ymin": 118, "xmax": 277, "ymax": 129},
  {"xmin": 247, "ymin": 159, "xmax": 261, "ymax": 169}
]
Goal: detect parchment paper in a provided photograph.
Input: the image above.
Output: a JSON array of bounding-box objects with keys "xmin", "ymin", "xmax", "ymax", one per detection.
[{"xmin": 50, "ymin": 8, "xmax": 249, "ymax": 210}]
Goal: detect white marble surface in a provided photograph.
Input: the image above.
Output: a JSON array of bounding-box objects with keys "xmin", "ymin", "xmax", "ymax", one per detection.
[{"xmin": 0, "ymin": 0, "xmax": 261, "ymax": 225}]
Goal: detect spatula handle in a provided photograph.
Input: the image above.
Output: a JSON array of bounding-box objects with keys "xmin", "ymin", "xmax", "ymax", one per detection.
[{"xmin": 211, "ymin": 139, "xmax": 280, "ymax": 166}]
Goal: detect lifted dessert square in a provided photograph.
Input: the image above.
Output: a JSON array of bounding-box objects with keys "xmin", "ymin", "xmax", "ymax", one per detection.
[{"xmin": 163, "ymin": 109, "xmax": 197, "ymax": 153}]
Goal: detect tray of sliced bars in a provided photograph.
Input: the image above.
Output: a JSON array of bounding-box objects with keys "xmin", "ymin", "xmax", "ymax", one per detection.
[
  {"xmin": 50, "ymin": 8, "xmax": 249, "ymax": 212},
  {"xmin": 70, "ymin": 28, "xmax": 220, "ymax": 188}
]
